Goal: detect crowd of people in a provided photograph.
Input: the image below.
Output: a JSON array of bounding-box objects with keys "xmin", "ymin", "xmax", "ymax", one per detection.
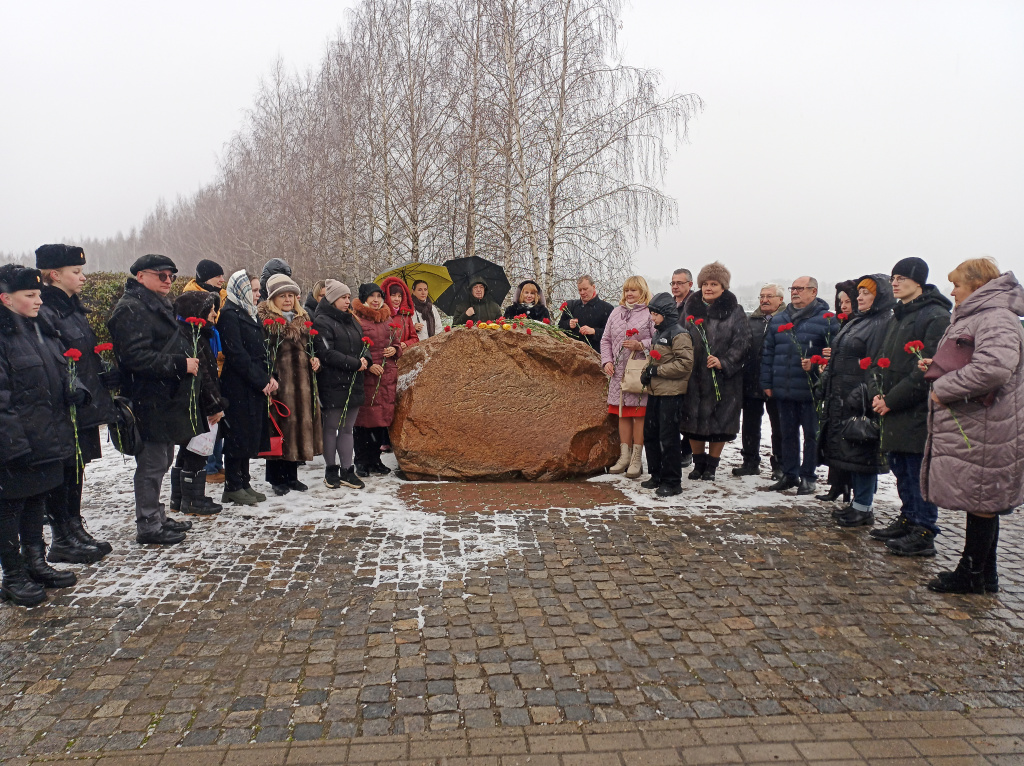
[{"xmin": 0, "ymin": 246, "xmax": 1021, "ymax": 608}]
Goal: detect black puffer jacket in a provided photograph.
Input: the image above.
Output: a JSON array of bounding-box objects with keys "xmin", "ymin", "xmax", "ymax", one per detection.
[
  {"xmin": 108, "ymin": 279, "xmax": 203, "ymax": 444},
  {"xmin": 680, "ymin": 290, "xmax": 749, "ymax": 438},
  {"xmin": 38, "ymin": 285, "xmax": 118, "ymax": 430},
  {"xmin": 0, "ymin": 307, "xmax": 76, "ymax": 468},
  {"xmin": 875, "ymin": 285, "xmax": 952, "ymax": 454},
  {"xmin": 742, "ymin": 306, "xmax": 781, "ymax": 400},
  {"xmin": 313, "ymin": 299, "xmax": 374, "ymax": 410},
  {"xmin": 218, "ymin": 300, "xmax": 271, "ymax": 457},
  {"xmin": 819, "ymin": 275, "xmax": 897, "ymax": 474}
]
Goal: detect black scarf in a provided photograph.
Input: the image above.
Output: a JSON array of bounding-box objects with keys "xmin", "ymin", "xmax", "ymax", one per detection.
[{"xmin": 412, "ymin": 294, "xmax": 436, "ymax": 336}]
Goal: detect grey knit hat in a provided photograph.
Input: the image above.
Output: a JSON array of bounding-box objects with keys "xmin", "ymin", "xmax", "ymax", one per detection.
[{"xmin": 324, "ymin": 279, "xmax": 351, "ymax": 304}]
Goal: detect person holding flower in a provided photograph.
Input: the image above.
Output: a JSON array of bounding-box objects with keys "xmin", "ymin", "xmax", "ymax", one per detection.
[
  {"xmin": 504, "ymin": 279, "xmax": 550, "ymax": 322},
  {"xmin": 867, "ymin": 257, "xmax": 951, "ymax": 556},
  {"xmin": 919, "ymin": 258, "xmax": 1024, "ymax": 594},
  {"xmin": 35, "ymin": 244, "xmax": 118, "ymax": 563},
  {"xmin": 256, "ymin": 275, "xmax": 323, "ymax": 496},
  {"xmin": 169, "ymin": 291, "xmax": 227, "ymax": 515},
  {"xmin": 557, "ymin": 275, "xmax": 613, "ymax": 351},
  {"xmin": 314, "ymin": 281, "xmax": 373, "ymax": 489},
  {"xmin": 0, "ymin": 264, "xmax": 85, "ymax": 606},
  {"xmin": 353, "ymin": 283, "xmax": 403, "ymax": 476},
  {"xmin": 219, "ymin": 270, "xmax": 277, "ymax": 507},
  {"xmin": 817, "ymin": 275, "xmax": 896, "ymax": 528},
  {"xmin": 679, "ymin": 262, "xmax": 749, "ymax": 481},
  {"xmin": 601, "ymin": 276, "xmax": 656, "ymax": 478},
  {"xmin": 639, "ymin": 292, "xmax": 694, "ymax": 496}
]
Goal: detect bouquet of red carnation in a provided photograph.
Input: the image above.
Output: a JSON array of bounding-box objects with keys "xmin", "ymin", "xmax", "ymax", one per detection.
[
  {"xmin": 184, "ymin": 317, "xmax": 208, "ymax": 430},
  {"xmin": 94, "ymin": 341, "xmax": 116, "ymax": 379},
  {"xmin": 687, "ymin": 316, "xmax": 721, "ymax": 400},
  {"xmin": 63, "ymin": 349, "xmax": 85, "ymax": 471},
  {"xmin": 262, "ymin": 316, "xmax": 287, "ymax": 410},
  {"xmin": 305, "ymin": 321, "xmax": 320, "ymax": 414},
  {"xmin": 371, "ymin": 324, "xmax": 402, "ymax": 406}
]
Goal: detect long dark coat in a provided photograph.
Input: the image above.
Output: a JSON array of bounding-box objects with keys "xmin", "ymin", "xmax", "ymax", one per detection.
[
  {"xmin": 39, "ymin": 285, "xmax": 118, "ymax": 430},
  {"xmin": 0, "ymin": 308, "xmax": 76, "ymax": 473},
  {"xmin": 352, "ymin": 300, "xmax": 403, "ymax": 429},
  {"xmin": 557, "ymin": 295, "xmax": 613, "ymax": 351},
  {"xmin": 313, "ymin": 299, "xmax": 374, "ymax": 410},
  {"xmin": 218, "ymin": 301, "xmax": 271, "ymax": 458},
  {"xmin": 818, "ymin": 275, "xmax": 896, "ymax": 474},
  {"xmin": 257, "ymin": 303, "xmax": 322, "ymax": 462},
  {"xmin": 680, "ymin": 290, "xmax": 749, "ymax": 439},
  {"xmin": 107, "ymin": 279, "xmax": 206, "ymax": 444},
  {"xmin": 742, "ymin": 306, "xmax": 781, "ymax": 400},
  {"xmin": 875, "ymin": 286, "xmax": 952, "ymax": 454}
]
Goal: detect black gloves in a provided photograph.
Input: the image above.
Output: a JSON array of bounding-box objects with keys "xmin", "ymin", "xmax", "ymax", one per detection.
[
  {"xmin": 640, "ymin": 367, "xmax": 654, "ymax": 387},
  {"xmin": 98, "ymin": 368, "xmax": 122, "ymax": 390},
  {"xmin": 67, "ymin": 382, "xmax": 91, "ymax": 408}
]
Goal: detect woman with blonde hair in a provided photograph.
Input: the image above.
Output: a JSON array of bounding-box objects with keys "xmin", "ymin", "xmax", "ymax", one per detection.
[
  {"xmin": 600, "ymin": 275, "xmax": 656, "ymax": 478},
  {"xmin": 920, "ymin": 257, "xmax": 1024, "ymax": 594}
]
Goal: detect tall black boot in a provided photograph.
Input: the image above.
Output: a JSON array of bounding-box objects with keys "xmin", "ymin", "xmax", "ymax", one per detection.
[
  {"xmin": 64, "ymin": 468, "xmax": 112, "ymax": 555},
  {"xmin": 169, "ymin": 466, "xmax": 182, "ymax": 512},
  {"xmin": 0, "ymin": 550, "xmax": 46, "ymax": 607},
  {"xmin": 47, "ymin": 515, "xmax": 103, "ymax": 564},
  {"xmin": 927, "ymin": 514, "xmax": 994, "ymax": 594},
  {"xmin": 180, "ymin": 469, "xmax": 222, "ymax": 516},
  {"xmin": 702, "ymin": 456, "xmax": 720, "ymax": 481},
  {"xmin": 687, "ymin": 454, "xmax": 707, "ymax": 481},
  {"xmin": 22, "ymin": 543, "xmax": 77, "ymax": 588},
  {"xmin": 984, "ymin": 517, "xmax": 1000, "ymax": 592}
]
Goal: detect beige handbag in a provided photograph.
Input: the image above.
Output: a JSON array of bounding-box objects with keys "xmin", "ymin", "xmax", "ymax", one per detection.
[{"xmin": 620, "ymin": 350, "xmax": 648, "ymax": 395}]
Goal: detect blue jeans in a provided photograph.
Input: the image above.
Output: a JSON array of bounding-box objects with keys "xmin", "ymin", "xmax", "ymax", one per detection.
[
  {"xmin": 849, "ymin": 472, "xmax": 877, "ymax": 512},
  {"xmin": 776, "ymin": 399, "xmax": 818, "ymax": 481},
  {"xmin": 888, "ymin": 452, "xmax": 940, "ymax": 535},
  {"xmin": 205, "ymin": 438, "xmax": 224, "ymax": 474}
]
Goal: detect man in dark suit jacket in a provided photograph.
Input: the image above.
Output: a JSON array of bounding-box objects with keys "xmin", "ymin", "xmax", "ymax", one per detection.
[{"xmin": 558, "ymin": 275, "xmax": 613, "ymax": 351}]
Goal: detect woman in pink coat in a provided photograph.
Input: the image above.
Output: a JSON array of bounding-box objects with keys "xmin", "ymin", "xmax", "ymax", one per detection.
[
  {"xmin": 920, "ymin": 258, "xmax": 1024, "ymax": 594},
  {"xmin": 601, "ymin": 276, "xmax": 655, "ymax": 479}
]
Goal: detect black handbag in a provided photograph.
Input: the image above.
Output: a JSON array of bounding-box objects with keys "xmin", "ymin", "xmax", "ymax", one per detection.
[
  {"xmin": 107, "ymin": 395, "xmax": 144, "ymax": 456},
  {"xmin": 841, "ymin": 387, "xmax": 880, "ymax": 444}
]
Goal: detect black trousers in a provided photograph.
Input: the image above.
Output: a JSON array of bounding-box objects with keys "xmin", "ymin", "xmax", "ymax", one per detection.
[
  {"xmin": 0, "ymin": 493, "xmax": 46, "ymax": 571},
  {"xmin": 225, "ymin": 453, "xmax": 252, "ymax": 492},
  {"xmin": 740, "ymin": 397, "xmax": 781, "ymax": 465},
  {"xmin": 174, "ymin": 446, "xmax": 208, "ymax": 472},
  {"xmin": 45, "ymin": 460, "xmax": 84, "ymax": 528},
  {"xmin": 265, "ymin": 460, "xmax": 298, "ymax": 486},
  {"xmin": 354, "ymin": 426, "xmax": 388, "ymax": 468},
  {"xmin": 643, "ymin": 394, "xmax": 684, "ymax": 486}
]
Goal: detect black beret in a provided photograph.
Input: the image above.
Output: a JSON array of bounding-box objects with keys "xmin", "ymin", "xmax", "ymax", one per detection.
[
  {"xmin": 359, "ymin": 282, "xmax": 383, "ymax": 303},
  {"xmin": 130, "ymin": 253, "xmax": 178, "ymax": 276},
  {"xmin": 35, "ymin": 243, "xmax": 86, "ymax": 271},
  {"xmin": 196, "ymin": 258, "xmax": 224, "ymax": 282},
  {"xmin": 0, "ymin": 265, "xmax": 44, "ymax": 294}
]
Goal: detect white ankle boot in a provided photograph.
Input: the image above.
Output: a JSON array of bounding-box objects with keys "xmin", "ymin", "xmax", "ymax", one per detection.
[
  {"xmin": 609, "ymin": 443, "xmax": 630, "ymax": 474},
  {"xmin": 625, "ymin": 445, "xmax": 644, "ymax": 478}
]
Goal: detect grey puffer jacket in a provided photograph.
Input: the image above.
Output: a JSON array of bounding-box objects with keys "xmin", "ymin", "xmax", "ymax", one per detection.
[{"xmin": 921, "ymin": 272, "xmax": 1024, "ymax": 514}]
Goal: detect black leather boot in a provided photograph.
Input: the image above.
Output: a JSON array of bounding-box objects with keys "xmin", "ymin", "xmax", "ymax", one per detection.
[
  {"xmin": 687, "ymin": 454, "xmax": 707, "ymax": 481},
  {"xmin": 702, "ymin": 456, "xmax": 720, "ymax": 481},
  {"xmin": 67, "ymin": 514, "xmax": 112, "ymax": 556},
  {"xmin": 640, "ymin": 475, "xmax": 661, "ymax": 489},
  {"xmin": 180, "ymin": 470, "xmax": 222, "ymax": 516},
  {"xmin": 0, "ymin": 551, "xmax": 46, "ymax": 607},
  {"xmin": 732, "ymin": 461, "xmax": 759, "ymax": 477},
  {"xmin": 927, "ymin": 556, "xmax": 985, "ymax": 594},
  {"xmin": 22, "ymin": 543, "xmax": 77, "ymax": 588},
  {"xmin": 47, "ymin": 516, "xmax": 103, "ymax": 564},
  {"xmin": 169, "ymin": 466, "xmax": 182, "ymax": 512}
]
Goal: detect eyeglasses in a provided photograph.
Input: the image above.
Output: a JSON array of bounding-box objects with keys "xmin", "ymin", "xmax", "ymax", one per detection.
[
  {"xmin": 789, "ymin": 286, "xmax": 810, "ymax": 292},
  {"xmin": 670, "ymin": 280, "xmax": 690, "ymax": 287},
  {"xmin": 890, "ymin": 276, "xmax": 907, "ymax": 285},
  {"xmin": 141, "ymin": 270, "xmax": 176, "ymax": 283}
]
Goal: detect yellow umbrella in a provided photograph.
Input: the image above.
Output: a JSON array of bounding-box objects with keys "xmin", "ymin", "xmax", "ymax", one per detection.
[{"xmin": 374, "ymin": 261, "xmax": 453, "ymax": 302}]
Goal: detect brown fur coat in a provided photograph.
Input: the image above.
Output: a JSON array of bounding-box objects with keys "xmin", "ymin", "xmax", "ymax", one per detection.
[{"xmin": 257, "ymin": 302, "xmax": 323, "ymax": 462}]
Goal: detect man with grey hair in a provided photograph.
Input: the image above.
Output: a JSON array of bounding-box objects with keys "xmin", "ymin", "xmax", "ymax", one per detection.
[
  {"xmin": 670, "ymin": 268, "xmax": 694, "ymax": 312},
  {"xmin": 761, "ymin": 276, "xmax": 839, "ymax": 494},
  {"xmin": 734, "ymin": 284, "xmax": 786, "ymax": 478},
  {"xmin": 558, "ymin": 275, "xmax": 613, "ymax": 350}
]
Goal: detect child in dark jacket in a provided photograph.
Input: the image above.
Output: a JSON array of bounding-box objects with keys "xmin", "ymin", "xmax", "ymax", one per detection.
[{"xmin": 640, "ymin": 292, "xmax": 695, "ymax": 496}]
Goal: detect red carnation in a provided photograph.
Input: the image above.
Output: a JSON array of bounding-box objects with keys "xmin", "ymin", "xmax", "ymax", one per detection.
[
  {"xmin": 837, "ymin": 313, "xmax": 849, "ymax": 321},
  {"xmin": 361, "ymin": 336, "xmax": 374, "ymax": 347},
  {"xmin": 859, "ymin": 357, "xmax": 872, "ymax": 370},
  {"xmin": 823, "ymin": 312, "xmax": 835, "ymax": 319},
  {"xmin": 626, "ymin": 328, "xmax": 639, "ymax": 336},
  {"xmin": 877, "ymin": 358, "xmax": 891, "ymax": 369},
  {"xmin": 444, "ymin": 326, "xmax": 451, "ymax": 333},
  {"xmin": 685, "ymin": 315, "xmax": 694, "ymax": 323},
  {"xmin": 63, "ymin": 348, "xmax": 82, "ymax": 362},
  {"xmin": 93, "ymin": 342, "xmax": 113, "ymax": 354},
  {"xmin": 263, "ymin": 318, "xmax": 276, "ymax": 327},
  {"xmin": 276, "ymin": 317, "xmax": 286, "ymax": 325},
  {"xmin": 466, "ymin": 320, "xmax": 475, "ymax": 328},
  {"xmin": 777, "ymin": 322, "xmax": 794, "ymax": 333},
  {"xmin": 695, "ymin": 318, "xmax": 704, "ymax": 325},
  {"xmin": 526, "ymin": 328, "xmax": 532, "ymax": 335},
  {"xmin": 516, "ymin": 313, "xmax": 526, "ymax": 320},
  {"xmin": 809, "ymin": 355, "xmax": 825, "ymax": 365},
  {"xmin": 650, "ymin": 349, "xmax": 662, "ymax": 361},
  {"xmin": 542, "ymin": 317, "xmax": 551, "ymax": 325},
  {"xmin": 304, "ymin": 321, "xmax": 314, "ymax": 328},
  {"xmin": 390, "ymin": 321, "xmax": 402, "ymax": 329},
  {"xmin": 185, "ymin": 316, "xmax": 207, "ymax": 327},
  {"xmin": 560, "ymin": 302, "xmax": 568, "ymax": 311},
  {"xmin": 309, "ymin": 329, "xmax": 319, "ymax": 336}
]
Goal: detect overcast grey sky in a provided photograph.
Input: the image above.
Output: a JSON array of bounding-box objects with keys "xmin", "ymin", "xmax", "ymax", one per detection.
[{"xmin": 2, "ymin": 0, "xmax": 1021, "ymax": 288}]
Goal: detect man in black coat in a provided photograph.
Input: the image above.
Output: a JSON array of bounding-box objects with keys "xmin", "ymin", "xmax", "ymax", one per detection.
[
  {"xmin": 734, "ymin": 283, "xmax": 785, "ymax": 478},
  {"xmin": 869, "ymin": 257, "xmax": 952, "ymax": 556},
  {"xmin": 107, "ymin": 255, "xmax": 199, "ymax": 545},
  {"xmin": 36, "ymin": 244, "xmax": 118, "ymax": 563},
  {"xmin": 557, "ymin": 275, "xmax": 613, "ymax": 351},
  {"xmin": 0, "ymin": 264, "xmax": 83, "ymax": 606}
]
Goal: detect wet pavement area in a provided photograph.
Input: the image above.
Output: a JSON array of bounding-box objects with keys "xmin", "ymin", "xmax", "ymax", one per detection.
[{"xmin": 1, "ymin": 446, "xmax": 1023, "ymax": 761}]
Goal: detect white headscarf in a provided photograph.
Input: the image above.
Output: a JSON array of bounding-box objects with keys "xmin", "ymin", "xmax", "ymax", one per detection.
[{"xmin": 225, "ymin": 269, "xmax": 258, "ymax": 321}]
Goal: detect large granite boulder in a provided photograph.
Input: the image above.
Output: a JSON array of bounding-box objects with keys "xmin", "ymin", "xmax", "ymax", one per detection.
[{"xmin": 391, "ymin": 327, "xmax": 619, "ymax": 480}]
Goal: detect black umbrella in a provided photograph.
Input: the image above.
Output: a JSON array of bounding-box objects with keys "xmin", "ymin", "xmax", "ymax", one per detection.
[{"xmin": 435, "ymin": 256, "xmax": 512, "ymax": 316}]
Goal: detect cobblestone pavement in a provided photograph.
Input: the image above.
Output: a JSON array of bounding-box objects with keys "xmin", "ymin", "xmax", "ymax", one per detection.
[{"xmin": 1, "ymin": 446, "xmax": 1023, "ymax": 762}]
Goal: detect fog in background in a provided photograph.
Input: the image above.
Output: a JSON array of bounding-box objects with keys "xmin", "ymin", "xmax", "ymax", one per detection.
[{"xmin": 2, "ymin": 0, "xmax": 1021, "ymax": 302}]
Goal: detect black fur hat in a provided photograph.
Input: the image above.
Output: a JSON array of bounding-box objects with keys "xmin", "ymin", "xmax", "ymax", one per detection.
[
  {"xmin": 173, "ymin": 290, "xmax": 217, "ymax": 321},
  {"xmin": 0, "ymin": 264, "xmax": 44, "ymax": 294},
  {"xmin": 35, "ymin": 243, "xmax": 86, "ymax": 271},
  {"xmin": 359, "ymin": 282, "xmax": 383, "ymax": 303}
]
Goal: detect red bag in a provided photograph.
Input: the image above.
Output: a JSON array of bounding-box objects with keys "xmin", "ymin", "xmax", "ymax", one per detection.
[
  {"xmin": 925, "ymin": 334, "xmax": 996, "ymax": 407},
  {"xmin": 258, "ymin": 399, "xmax": 292, "ymax": 457}
]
